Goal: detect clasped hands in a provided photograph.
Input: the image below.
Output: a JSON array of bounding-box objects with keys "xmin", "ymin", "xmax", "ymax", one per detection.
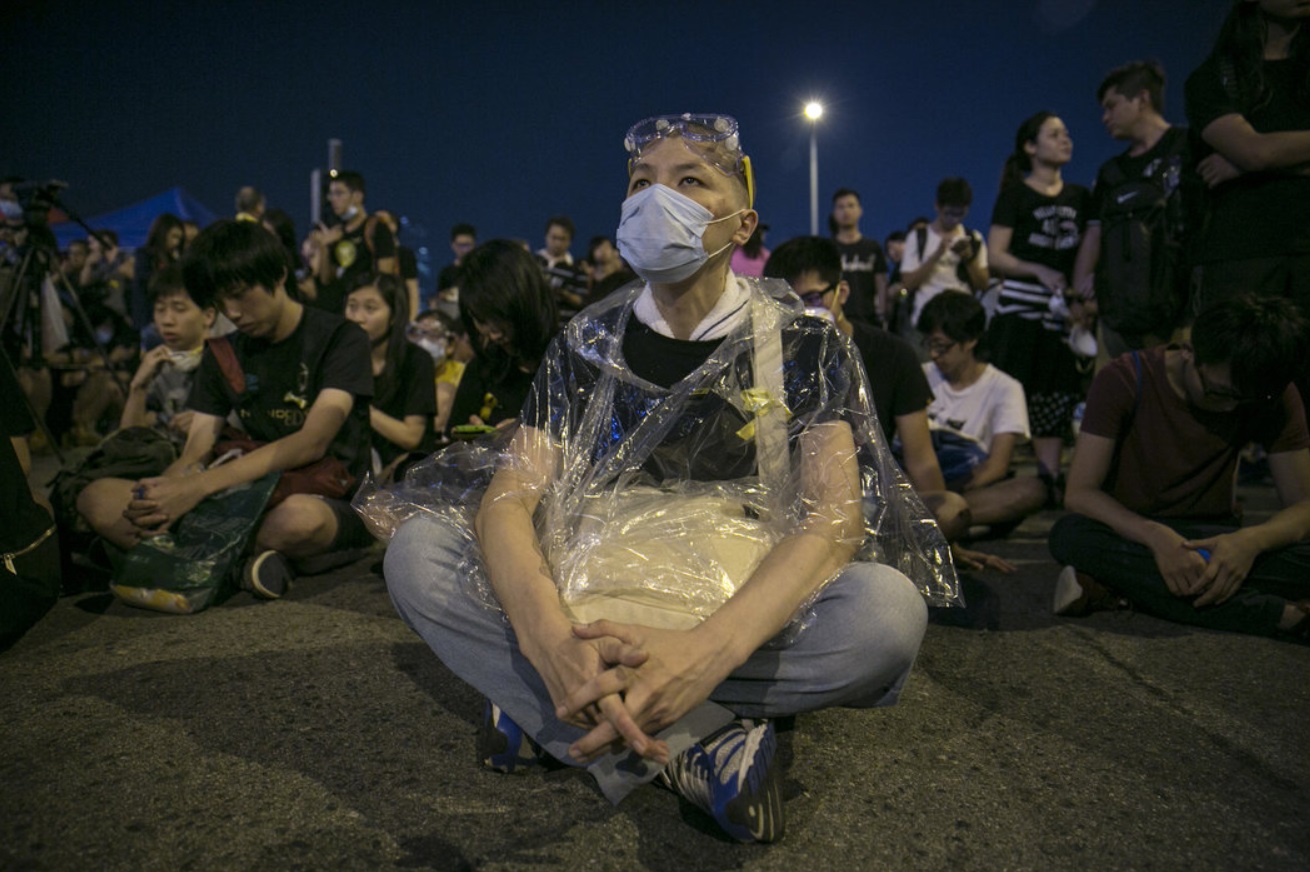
[
  {"xmin": 1151, "ymin": 528, "xmax": 1259, "ymax": 608},
  {"xmin": 121, "ymin": 474, "xmax": 207, "ymax": 542},
  {"xmin": 538, "ymin": 620, "xmax": 729, "ymax": 767}
]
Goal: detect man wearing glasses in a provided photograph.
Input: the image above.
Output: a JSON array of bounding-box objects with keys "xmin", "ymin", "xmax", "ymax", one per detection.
[
  {"xmin": 896, "ymin": 177, "xmax": 990, "ymax": 355},
  {"xmin": 1051, "ymin": 294, "xmax": 1310, "ymax": 641}
]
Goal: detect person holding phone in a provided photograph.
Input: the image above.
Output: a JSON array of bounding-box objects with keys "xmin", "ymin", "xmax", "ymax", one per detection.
[{"xmin": 443, "ymin": 240, "xmax": 559, "ymax": 439}]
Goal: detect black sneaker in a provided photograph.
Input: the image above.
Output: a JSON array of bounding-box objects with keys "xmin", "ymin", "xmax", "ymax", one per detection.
[
  {"xmin": 242, "ymin": 550, "xmax": 293, "ymax": 600},
  {"xmin": 658, "ymin": 719, "xmax": 784, "ymax": 843}
]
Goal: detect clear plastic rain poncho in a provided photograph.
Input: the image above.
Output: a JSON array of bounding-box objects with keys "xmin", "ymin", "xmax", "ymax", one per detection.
[{"xmin": 356, "ymin": 274, "xmax": 961, "ymax": 633}]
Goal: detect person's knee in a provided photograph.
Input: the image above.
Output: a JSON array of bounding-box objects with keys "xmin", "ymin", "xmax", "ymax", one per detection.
[
  {"xmin": 924, "ymin": 490, "xmax": 971, "ymax": 541},
  {"xmin": 256, "ymin": 495, "xmax": 335, "ymax": 555},
  {"xmin": 1048, "ymin": 512, "xmax": 1096, "ymax": 564},
  {"xmin": 1011, "ymin": 476, "xmax": 1049, "ymax": 515},
  {"xmin": 76, "ymin": 477, "xmax": 131, "ymax": 533},
  {"xmin": 826, "ymin": 565, "xmax": 927, "ymax": 699},
  {"xmin": 383, "ymin": 516, "xmax": 469, "ymax": 619}
]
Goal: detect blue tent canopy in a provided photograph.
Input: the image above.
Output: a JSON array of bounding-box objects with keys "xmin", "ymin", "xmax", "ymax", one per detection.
[{"xmin": 51, "ymin": 187, "xmax": 221, "ymax": 250}]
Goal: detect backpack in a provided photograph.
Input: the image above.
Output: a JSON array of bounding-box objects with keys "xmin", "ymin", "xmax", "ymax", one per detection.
[
  {"xmin": 49, "ymin": 426, "xmax": 177, "ymax": 538},
  {"xmin": 1093, "ymin": 133, "xmax": 1190, "ymax": 336}
]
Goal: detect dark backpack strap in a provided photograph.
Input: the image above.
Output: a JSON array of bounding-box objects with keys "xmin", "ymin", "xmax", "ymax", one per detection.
[
  {"xmin": 207, "ymin": 335, "xmax": 246, "ymax": 397},
  {"xmin": 915, "ymin": 225, "xmax": 928, "ymax": 261}
]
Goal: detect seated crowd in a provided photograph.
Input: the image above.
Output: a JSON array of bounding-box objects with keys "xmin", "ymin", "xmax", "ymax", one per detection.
[{"xmin": 3, "ymin": 7, "xmax": 1309, "ymax": 842}]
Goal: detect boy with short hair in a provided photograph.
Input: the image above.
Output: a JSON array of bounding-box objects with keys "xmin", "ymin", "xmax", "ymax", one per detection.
[
  {"xmin": 119, "ymin": 263, "xmax": 217, "ymax": 443},
  {"xmin": 78, "ymin": 220, "xmax": 374, "ymax": 598},
  {"xmin": 917, "ymin": 291, "xmax": 1048, "ymax": 531}
]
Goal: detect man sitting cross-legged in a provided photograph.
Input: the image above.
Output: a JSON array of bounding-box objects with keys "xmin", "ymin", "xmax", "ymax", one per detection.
[
  {"xmin": 1050, "ymin": 293, "xmax": 1310, "ymax": 640},
  {"xmin": 77, "ymin": 220, "xmax": 375, "ymax": 598}
]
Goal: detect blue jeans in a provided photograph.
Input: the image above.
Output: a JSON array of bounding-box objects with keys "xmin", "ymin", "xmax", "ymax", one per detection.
[{"xmin": 383, "ymin": 516, "xmax": 928, "ymax": 803}]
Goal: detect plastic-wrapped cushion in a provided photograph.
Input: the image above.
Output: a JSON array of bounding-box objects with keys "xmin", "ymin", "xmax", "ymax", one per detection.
[{"xmin": 356, "ymin": 275, "xmax": 960, "ymax": 630}]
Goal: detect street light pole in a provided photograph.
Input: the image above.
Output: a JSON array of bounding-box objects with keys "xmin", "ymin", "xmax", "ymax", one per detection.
[{"xmin": 804, "ymin": 102, "xmax": 823, "ymax": 236}]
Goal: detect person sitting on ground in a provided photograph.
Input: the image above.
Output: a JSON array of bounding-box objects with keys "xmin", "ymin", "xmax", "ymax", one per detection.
[
  {"xmin": 79, "ymin": 230, "xmax": 133, "ymax": 317},
  {"xmin": 50, "ymin": 255, "xmax": 138, "ymax": 447},
  {"xmin": 1050, "ymin": 293, "xmax": 1310, "ymax": 641},
  {"xmin": 586, "ymin": 235, "xmax": 637, "ymax": 297},
  {"xmin": 384, "ymin": 112, "xmax": 953, "ymax": 843},
  {"xmin": 119, "ymin": 264, "xmax": 218, "ymax": 446},
  {"xmin": 444, "ymin": 240, "xmax": 559, "ymax": 438},
  {"xmin": 918, "ymin": 291, "xmax": 1048, "ymax": 535},
  {"xmin": 76, "ymin": 220, "xmax": 375, "ymax": 599},
  {"xmin": 410, "ymin": 309, "xmax": 471, "ymax": 440},
  {"xmin": 344, "ymin": 273, "xmax": 435, "ymax": 481},
  {"xmin": 763, "ymin": 235, "xmax": 1012, "ymax": 572}
]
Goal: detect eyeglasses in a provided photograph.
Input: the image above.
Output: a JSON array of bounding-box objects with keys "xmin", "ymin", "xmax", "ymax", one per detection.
[
  {"xmin": 1195, "ymin": 362, "xmax": 1272, "ymax": 405},
  {"xmin": 799, "ymin": 286, "xmax": 837, "ymax": 308},
  {"xmin": 921, "ymin": 337, "xmax": 959, "ymax": 356}
]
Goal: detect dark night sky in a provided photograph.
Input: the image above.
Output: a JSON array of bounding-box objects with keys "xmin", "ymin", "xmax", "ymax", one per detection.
[{"xmin": 4, "ymin": 0, "xmax": 1233, "ymax": 273}]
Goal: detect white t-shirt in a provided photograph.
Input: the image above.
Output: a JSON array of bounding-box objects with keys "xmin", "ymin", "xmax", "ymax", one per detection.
[
  {"xmin": 923, "ymin": 362, "xmax": 1029, "ymax": 450},
  {"xmin": 901, "ymin": 225, "xmax": 989, "ymax": 323}
]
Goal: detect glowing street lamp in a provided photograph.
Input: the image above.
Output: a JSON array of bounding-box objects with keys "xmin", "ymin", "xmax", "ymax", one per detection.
[{"xmin": 804, "ymin": 102, "xmax": 824, "ymax": 235}]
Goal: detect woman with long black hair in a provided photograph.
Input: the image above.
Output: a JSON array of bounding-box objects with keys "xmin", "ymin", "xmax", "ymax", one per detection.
[
  {"xmin": 445, "ymin": 239, "xmax": 559, "ymax": 436},
  {"xmin": 985, "ymin": 110, "xmax": 1091, "ymax": 495},
  {"xmin": 344, "ymin": 272, "xmax": 435, "ymax": 479},
  {"xmin": 130, "ymin": 213, "xmax": 185, "ymax": 336}
]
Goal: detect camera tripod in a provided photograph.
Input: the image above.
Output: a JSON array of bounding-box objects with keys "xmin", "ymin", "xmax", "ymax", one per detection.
[{"xmin": 1, "ymin": 182, "xmax": 127, "ymax": 463}]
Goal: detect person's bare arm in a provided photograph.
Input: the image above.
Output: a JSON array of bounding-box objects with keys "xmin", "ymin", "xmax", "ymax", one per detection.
[
  {"xmin": 120, "ymin": 346, "xmax": 171, "ymax": 429},
  {"xmin": 961, "ymin": 238, "xmax": 990, "ymax": 293},
  {"xmin": 475, "ymin": 426, "xmax": 661, "ymax": 758},
  {"xmin": 966, "ymin": 431, "xmax": 1019, "ymax": 491},
  {"xmin": 1063, "ymin": 431, "xmax": 1205, "ymax": 596},
  {"xmin": 370, "ymin": 407, "xmax": 427, "ymax": 452},
  {"xmin": 1072, "ymin": 224, "xmax": 1101, "ymax": 299},
  {"xmin": 900, "ymin": 242, "xmax": 945, "ymax": 291},
  {"xmin": 129, "ymin": 390, "xmax": 354, "ymax": 533},
  {"xmin": 895, "ymin": 409, "xmax": 946, "ymax": 493},
  {"xmin": 1188, "ymin": 448, "xmax": 1310, "ymax": 606},
  {"xmin": 1201, "ymin": 114, "xmax": 1310, "ymax": 173},
  {"xmin": 987, "ymin": 225, "xmax": 1066, "ymax": 291}
]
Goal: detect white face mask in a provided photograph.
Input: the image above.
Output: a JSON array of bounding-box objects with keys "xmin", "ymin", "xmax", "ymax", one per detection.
[
  {"xmin": 616, "ymin": 184, "xmax": 742, "ymax": 284},
  {"xmin": 415, "ymin": 336, "xmax": 447, "ymax": 363},
  {"xmin": 167, "ymin": 347, "xmax": 204, "ymax": 373}
]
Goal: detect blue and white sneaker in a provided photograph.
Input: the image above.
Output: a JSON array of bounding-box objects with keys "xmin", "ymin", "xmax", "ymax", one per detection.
[
  {"xmin": 658, "ymin": 718, "xmax": 784, "ymax": 843},
  {"xmin": 477, "ymin": 700, "xmax": 546, "ymax": 774}
]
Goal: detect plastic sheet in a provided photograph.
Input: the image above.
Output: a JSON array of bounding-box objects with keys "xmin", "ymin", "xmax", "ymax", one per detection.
[{"xmin": 357, "ymin": 275, "xmax": 961, "ymax": 629}]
